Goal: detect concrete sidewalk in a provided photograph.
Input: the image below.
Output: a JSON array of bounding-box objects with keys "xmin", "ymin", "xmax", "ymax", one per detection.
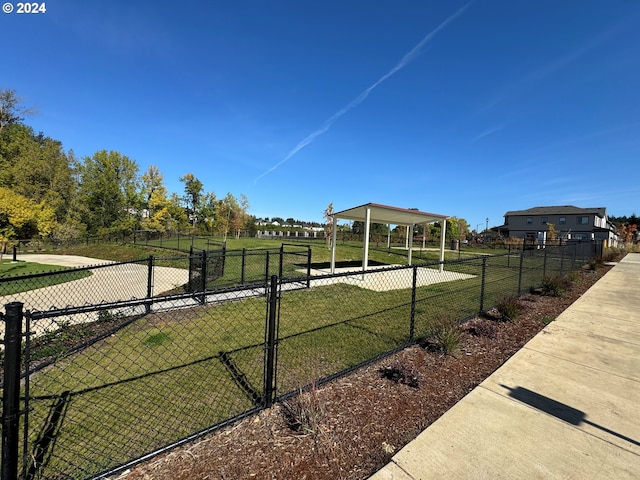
[{"xmin": 370, "ymin": 253, "xmax": 640, "ymax": 480}]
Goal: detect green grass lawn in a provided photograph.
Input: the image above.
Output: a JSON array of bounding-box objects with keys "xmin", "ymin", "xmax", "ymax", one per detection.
[{"xmin": 0, "ymin": 260, "xmax": 92, "ymax": 295}]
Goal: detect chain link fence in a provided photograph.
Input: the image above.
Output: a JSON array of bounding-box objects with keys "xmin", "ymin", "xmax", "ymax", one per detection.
[
  {"xmin": 1, "ymin": 242, "xmax": 600, "ymax": 479},
  {"xmin": 8, "ymin": 233, "xmax": 226, "ymax": 255}
]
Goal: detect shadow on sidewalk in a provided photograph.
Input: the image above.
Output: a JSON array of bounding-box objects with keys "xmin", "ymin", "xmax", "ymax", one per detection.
[{"xmin": 500, "ymin": 384, "xmax": 640, "ymax": 448}]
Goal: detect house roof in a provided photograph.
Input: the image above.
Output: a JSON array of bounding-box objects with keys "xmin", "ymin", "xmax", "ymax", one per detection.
[
  {"xmin": 333, "ymin": 202, "xmax": 448, "ymax": 226},
  {"xmin": 504, "ymin": 206, "xmax": 607, "ymax": 218}
]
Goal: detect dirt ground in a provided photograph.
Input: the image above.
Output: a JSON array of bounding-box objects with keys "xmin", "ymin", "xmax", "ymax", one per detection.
[{"xmin": 118, "ymin": 264, "xmax": 612, "ymax": 480}]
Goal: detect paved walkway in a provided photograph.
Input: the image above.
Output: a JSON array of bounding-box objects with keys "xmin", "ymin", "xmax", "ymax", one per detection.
[
  {"xmin": 370, "ymin": 253, "xmax": 640, "ymax": 480},
  {"xmin": 1, "ymin": 254, "xmax": 189, "ymax": 311},
  {"xmin": 1, "ymin": 254, "xmax": 190, "ymax": 338}
]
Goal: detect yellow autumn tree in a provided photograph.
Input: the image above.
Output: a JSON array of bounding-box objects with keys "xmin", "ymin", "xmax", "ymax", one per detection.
[{"xmin": 0, "ymin": 187, "xmax": 57, "ymax": 240}]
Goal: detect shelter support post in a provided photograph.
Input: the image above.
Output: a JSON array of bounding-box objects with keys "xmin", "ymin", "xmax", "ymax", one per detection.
[
  {"xmin": 408, "ymin": 224, "xmax": 413, "ymax": 265},
  {"xmin": 439, "ymin": 219, "xmax": 447, "ymax": 272},
  {"xmin": 362, "ymin": 207, "xmax": 371, "ymax": 272},
  {"xmin": 330, "ymin": 216, "xmax": 338, "ymax": 273}
]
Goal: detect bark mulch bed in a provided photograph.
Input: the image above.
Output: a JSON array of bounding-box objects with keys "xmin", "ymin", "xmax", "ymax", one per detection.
[{"xmin": 118, "ymin": 264, "xmax": 613, "ymax": 480}]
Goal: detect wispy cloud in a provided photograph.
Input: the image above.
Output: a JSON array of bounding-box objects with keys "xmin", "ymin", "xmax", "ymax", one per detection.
[
  {"xmin": 477, "ymin": 17, "xmax": 630, "ymax": 115},
  {"xmin": 254, "ymin": 1, "xmax": 474, "ymax": 183},
  {"xmin": 472, "ymin": 124, "xmax": 507, "ymax": 142},
  {"xmin": 529, "ymin": 121, "xmax": 640, "ymax": 156}
]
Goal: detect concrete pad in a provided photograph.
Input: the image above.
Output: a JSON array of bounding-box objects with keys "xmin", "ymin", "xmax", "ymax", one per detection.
[
  {"xmin": 306, "ymin": 265, "xmax": 475, "ymax": 292},
  {"xmin": 481, "ymin": 348, "xmax": 640, "ymax": 454},
  {"xmin": 390, "ymin": 387, "xmax": 639, "ymax": 480}
]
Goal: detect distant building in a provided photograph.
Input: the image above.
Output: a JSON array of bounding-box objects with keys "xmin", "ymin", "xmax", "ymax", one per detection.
[{"xmin": 498, "ymin": 206, "xmax": 618, "ymax": 247}]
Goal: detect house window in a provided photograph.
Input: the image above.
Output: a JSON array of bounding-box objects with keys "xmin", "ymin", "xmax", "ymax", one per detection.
[
  {"xmin": 577, "ymin": 216, "xmax": 589, "ymax": 225},
  {"xmin": 559, "ymin": 217, "xmax": 566, "ymax": 225},
  {"xmin": 541, "ymin": 217, "xmax": 548, "ymax": 224},
  {"xmin": 526, "ymin": 217, "xmax": 532, "ymax": 225},
  {"xmin": 574, "ymin": 233, "xmax": 589, "ymax": 240}
]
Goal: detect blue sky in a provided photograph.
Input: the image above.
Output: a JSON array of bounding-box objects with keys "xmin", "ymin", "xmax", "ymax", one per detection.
[{"xmin": 2, "ymin": 0, "xmax": 639, "ymax": 228}]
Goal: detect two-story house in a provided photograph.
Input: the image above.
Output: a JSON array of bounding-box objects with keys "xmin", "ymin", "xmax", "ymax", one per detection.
[{"xmin": 498, "ymin": 206, "xmax": 618, "ymax": 247}]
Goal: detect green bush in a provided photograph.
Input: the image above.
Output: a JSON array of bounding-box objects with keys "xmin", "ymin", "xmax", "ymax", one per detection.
[
  {"xmin": 541, "ymin": 275, "xmax": 573, "ymax": 297},
  {"xmin": 602, "ymin": 248, "xmax": 622, "ymax": 262},
  {"xmin": 495, "ymin": 296, "xmax": 521, "ymax": 321},
  {"xmin": 432, "ymin": 315, "xmax": 462, "ymax": 355},
  {"xmin": 587, "ymin": 257, "xmax": 601, "ymax": 271},
  {"xmin": 281, "ymin": 384, "xmax": 325, "ymax": 436}
]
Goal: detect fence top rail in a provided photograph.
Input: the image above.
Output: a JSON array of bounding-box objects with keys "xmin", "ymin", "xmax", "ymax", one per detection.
[
  {"xmin": 26, "ymin": 279, "xmax": 269, "ymax": 319},
  {"xmin": 0, "ymin": 255, "xmax": 186, "ymax": 284},
  {"xmin": 280, "ymin": 243, "xmax": 312, "ymax": 249}
]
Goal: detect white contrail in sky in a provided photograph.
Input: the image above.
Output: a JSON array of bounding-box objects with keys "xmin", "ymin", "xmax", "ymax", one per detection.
[{"xmin": 254, "ymin": 2, "xmax": 473, "ymax": 183}]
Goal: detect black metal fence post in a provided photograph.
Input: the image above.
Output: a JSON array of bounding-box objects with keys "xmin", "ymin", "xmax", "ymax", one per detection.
[
  {"xmin": 200, "ymin": 249, "xmax": 208, "ymax": 305},
  {"xmin": 146, "ymin": 255, "xmax": 154, "ymax": 314},
  {"xmin": 306, "ymin": 246, "xmax": 312, "ymax": 289},
  {"xmin": 241, "ymin": 248, "xmax": 246, "ymax": 285},
  {"xmin": 278, "ymin": 245, "xmax": 284, "ymax": 280},
  {"xmin": 221, "ymin": 243, "xmax": 226, "ymax": 277},
  {"xmin": 479, "ymin": 257, "xmax": 487, "ymax": 313},
  {"xmin": 409, "ymin": 266, "xmax": 417, "ymax": 341},
  {"xmin": 264, "ymin": 275, "xmax": 279, "ymax": 408},
  {"xmin": 187, "ymin": 246, "xmax": 194, "ymax": 292},
  {"xmin": 264, "ymin": 251, "xmax": 270, "ymax": 286},
  {"xmin": 2, "ymin": 302, "xmax": 24, "ymax": 480},
  {"xmin": 560, "ymin": 244, "xmax": 565, "ymax": 276},
  {"xmin": 518, "ymin": 251, "xmax": 524, "ymax": 295},
  {"xmin": 542, "ymin": 246, "xmax": 548, "ymax": 280}
]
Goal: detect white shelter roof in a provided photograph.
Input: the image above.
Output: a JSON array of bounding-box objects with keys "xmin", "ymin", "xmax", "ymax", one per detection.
[
  {"xmin": 329, "ymin": 202, "xmax": 449, "ymax": 273},
  {"xmin": 333, "ymin": 202, "xmax": 448, "ymax": 225}
]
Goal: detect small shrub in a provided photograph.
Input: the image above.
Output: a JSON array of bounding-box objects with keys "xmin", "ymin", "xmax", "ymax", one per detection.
[
  {"xmin": 431, "ymin": 315, "xmax": 462, "ymax": 355},
  {"xmin": 465, "ymin": 319, "xmax": 498, "ymax": 339},
  {"xmin": 541, "ymin": 275, "xmax": 572, "ymax": 297},
  {"xmin": 541, "ymin": 316, "xmax": 555, "ymax": 325},
  {"xmin": 495, "ymin": 296, "xmax": 521, "ymax": 321},
  {"xmin": 586, "ymin": 257, "xmax": 601, "ymax": 271},
  {"xmin": 565, "ymin": 271, "xmax": 579, "ymax": 283},
  {"xmin": 602, "ymin": 248, "xmax": 621, "ymax": 263},
  {"xmin": 281, "ymin": 383, "xmax": 325, "ymax": 436}
]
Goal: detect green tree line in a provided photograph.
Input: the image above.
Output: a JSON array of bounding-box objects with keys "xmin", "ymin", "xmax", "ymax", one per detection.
[{"xmin": 0, "ymin": 89, "xmax": 254, "ymax": 245}]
